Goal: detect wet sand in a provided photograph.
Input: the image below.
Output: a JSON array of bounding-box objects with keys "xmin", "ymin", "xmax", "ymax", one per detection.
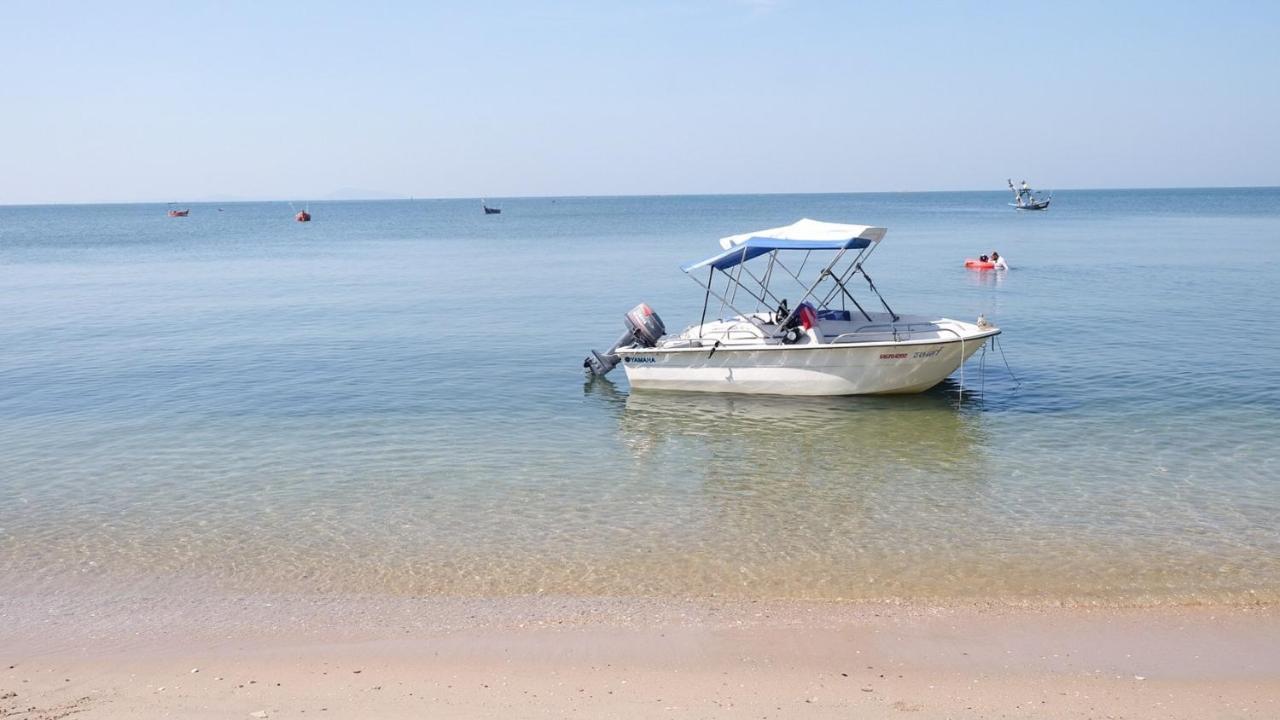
[{"xmin": 2, "ymin": 595, "xmax": 1277, "ymax": 719}]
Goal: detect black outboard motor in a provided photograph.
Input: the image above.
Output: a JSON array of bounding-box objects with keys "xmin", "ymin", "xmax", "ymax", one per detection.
[{"xmin": 584, "ymin": 303, "xmax": 666, "ymax": 377}]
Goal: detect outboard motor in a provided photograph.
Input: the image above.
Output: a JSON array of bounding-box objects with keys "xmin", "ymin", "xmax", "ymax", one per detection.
[
  {"xmin": 779, "ymin": 301, "xmax": 820, "ymax": 345},
  {"xmin": 584, "ymin": 303, "xmax": 666, "ymax": 377}
]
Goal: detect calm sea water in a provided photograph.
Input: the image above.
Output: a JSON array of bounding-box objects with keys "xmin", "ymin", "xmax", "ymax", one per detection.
[{"xmin": 2, "ymin": 189, "xmax": 1278, "ymax": 606}]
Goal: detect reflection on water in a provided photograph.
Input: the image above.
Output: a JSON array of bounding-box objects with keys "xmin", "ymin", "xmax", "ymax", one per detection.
[
  {"xmin": 614, "ymin": 382, "xmax": 985, "ymax": 466},
  {"xmin": 572, "ymin": 380, "xmax": 1280, "ymax": 605},
  {"xmin": 606, "ymin": 387, "xmax": 1005, "ymax": 599},
  {"xmin": 964, "ymin": 267, "xmax": 1009, "ymax": 288}
]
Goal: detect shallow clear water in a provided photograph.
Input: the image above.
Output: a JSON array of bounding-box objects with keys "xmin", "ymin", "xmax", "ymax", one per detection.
[{"xmin": 2, "ymin": 190, "xmax": 1278, "ymax": 605}]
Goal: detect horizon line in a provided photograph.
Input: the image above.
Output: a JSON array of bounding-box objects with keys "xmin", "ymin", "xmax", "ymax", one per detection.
[{"xmin": 3, "ymin": 183, "xmax": 1278, "ymax": 209}]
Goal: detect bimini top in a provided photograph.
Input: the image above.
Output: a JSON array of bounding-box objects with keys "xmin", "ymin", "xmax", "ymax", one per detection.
[{"xmin": 682, "ymin": 219, "xmax": 887, "ymax": 272}]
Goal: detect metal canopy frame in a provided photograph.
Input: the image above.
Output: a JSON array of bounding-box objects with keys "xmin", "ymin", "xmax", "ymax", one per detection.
[{"xmin": 686, "ymin": 241, "xmax": 899, "ymax": 339}]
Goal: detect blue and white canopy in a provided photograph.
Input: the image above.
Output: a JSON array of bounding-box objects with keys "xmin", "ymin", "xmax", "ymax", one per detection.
[{"xmin": 682, "ymin": 219, "xmax": 887, "ymax": 272}]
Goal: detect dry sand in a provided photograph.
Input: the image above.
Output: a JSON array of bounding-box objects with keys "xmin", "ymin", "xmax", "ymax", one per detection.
[{"xmin": 2, "ymin": 595, "xmax": 1276, "ymax": 719}]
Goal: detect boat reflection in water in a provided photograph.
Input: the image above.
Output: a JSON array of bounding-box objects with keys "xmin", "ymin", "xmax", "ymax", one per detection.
[
  {"xmin": 580, "ymin": 380, "xmax": 1013, "ymax": 599},
  {"xmin": 612, "ymin": 382, "xmax": 987, "ymax": 470}
]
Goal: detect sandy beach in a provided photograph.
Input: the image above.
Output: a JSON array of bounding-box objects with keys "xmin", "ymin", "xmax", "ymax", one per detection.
[{"xmin": 3, "ymin": 595, "xmax": 1277, "ymax": 719}]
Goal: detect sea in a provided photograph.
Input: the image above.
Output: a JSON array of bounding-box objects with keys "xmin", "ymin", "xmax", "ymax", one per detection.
[{"xmin": 2, "ymin": 189, "xmax": 1278, "ymax": 607}]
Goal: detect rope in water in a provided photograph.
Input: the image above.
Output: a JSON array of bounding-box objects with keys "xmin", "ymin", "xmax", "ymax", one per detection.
[
  {"xmin": 994, "ymin": 335, "xmax": 1021, "ymax": 389},
  {"xmin": 979, "ymin": 342, "xmax": 988, "ymax": 399}
]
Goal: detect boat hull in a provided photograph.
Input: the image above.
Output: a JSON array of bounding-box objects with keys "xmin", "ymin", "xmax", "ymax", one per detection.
[
  {"xmin": 619, "ymin": 333, "xmax": 996, "ymax": 396},
  {"xmin": 1010, "ymin": 199, "xmax": 1050, "ymax": 210}
]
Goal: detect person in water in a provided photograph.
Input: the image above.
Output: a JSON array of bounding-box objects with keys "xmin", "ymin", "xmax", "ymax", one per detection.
[
  {"xmin": 979, "ymin": 254, "xmax": 989, "ymax": 263},
  {"xmin": 991, "ymin": 251, "xmax": 1008, "ymax": 270}
]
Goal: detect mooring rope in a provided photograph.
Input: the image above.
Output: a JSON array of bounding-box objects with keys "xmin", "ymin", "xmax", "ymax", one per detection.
[
  {"xmin": 994, "ymin": 335, "xmax": 1021, "ymax": 389},
  {"xmin": 979, "ymin": 343, "xmax": 988, "ymax": 399}
]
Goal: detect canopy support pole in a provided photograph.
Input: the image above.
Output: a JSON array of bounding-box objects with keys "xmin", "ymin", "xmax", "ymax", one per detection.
[
  {"xmin": 686, "ymin": 271, "xmax": 771, "ymax": 335},
  {"xmin": 698, "ymin": 267, "xmax": 714, "ymax": 337},
  {"xmin": 861, "ymin": 270, "xmax": 898, "ymax": 322},
  {"xmin": 735, "ymin": 260, "xmax": 784, "ymax": 310},
  {"xmin": 773, "ymin": 247, "xmax": 853, "ymax": 332},
  {"xmin": 760, "ymin": 253, "xmax": 777, "ymax": 311},
  {"xmin": 815, "ymin": 246, "xmax": 871, "ymax": 309},
  {"xmin": 728, "ymin": 251, "xmax": 745, "ymax": 306},
  {"xmin": 823, "ymin": 269, "xmax": 873, "ymax": 322}
]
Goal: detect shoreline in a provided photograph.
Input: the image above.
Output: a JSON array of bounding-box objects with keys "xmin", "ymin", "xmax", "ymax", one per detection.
[{"xmin": 4, "ymin": 594, "xmax": 1277, "ymax": 718}]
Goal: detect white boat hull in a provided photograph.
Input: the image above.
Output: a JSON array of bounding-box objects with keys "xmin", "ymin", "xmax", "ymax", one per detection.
[{"xmin": 619, "ymin": 332, "xmax": 996, "ymax": 396}]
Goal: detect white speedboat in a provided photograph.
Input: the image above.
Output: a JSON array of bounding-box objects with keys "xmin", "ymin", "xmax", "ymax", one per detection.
[{"xmin": 585, "ymin": 219, "xmax": 1000, "ymax": 396}]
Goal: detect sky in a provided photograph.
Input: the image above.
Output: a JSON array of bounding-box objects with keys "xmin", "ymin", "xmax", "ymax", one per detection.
[{"xmin": 2, "ymin": 1, "xmax": 1278, "ymax": 204}]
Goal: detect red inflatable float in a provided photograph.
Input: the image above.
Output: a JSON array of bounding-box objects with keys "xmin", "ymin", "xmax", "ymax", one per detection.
[{"xmin": 964, "ymin": 258, "xmax": 995, "ymax": 269}]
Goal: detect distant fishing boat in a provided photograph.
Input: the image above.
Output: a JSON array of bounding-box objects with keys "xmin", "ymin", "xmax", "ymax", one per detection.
[
  {"xmin": 167, "ymin": 208, "xmax": 190, "ymax": 217},
  {"xmin": 482, "ymin": 199, "xmax": 502, "ymax": 215},
  {"xmin": 295, "ymin": 210, "xmax": 311, "ymax": 222},
  {"xmin": 1008, "ymin": 179, "xmax": 1051, "ymax": 210}
]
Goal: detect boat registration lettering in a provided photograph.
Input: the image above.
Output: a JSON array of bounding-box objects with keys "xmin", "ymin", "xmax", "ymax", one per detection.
[
  {"xmin": 625, "ymin": 355, "xmax": 657, "ymax": 364},
  {"xmin": 881, "ymin": 350, "xmax": 941, "ymax": 360}
]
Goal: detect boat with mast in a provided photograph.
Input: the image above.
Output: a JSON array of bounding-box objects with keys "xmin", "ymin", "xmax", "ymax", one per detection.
[{"xmin": 1008, "ymin": 179, "xmax": 1051, "ymax": 210}]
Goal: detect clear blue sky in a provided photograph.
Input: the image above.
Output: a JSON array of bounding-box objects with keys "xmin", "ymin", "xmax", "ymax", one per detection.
[{"xmin": 3, "ymin": 1, "xmax": 1277, "ymax": 203}]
